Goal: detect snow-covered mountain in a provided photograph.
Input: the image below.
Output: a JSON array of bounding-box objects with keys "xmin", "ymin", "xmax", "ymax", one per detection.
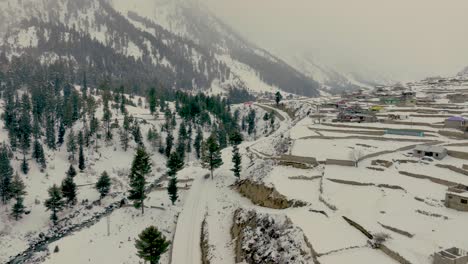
[
  {"xmin": 285, "ymin": 54, "xmax": 394, "ymax": 94},
  {"xmin": 0, "ymin": 0, "xmax": 321, "ymax": 96}
]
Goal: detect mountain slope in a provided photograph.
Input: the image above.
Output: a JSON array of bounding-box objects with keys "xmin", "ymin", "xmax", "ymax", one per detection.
[{"xmin": 0, "ymin": 0, "xmax": 320, "ymax": 96}]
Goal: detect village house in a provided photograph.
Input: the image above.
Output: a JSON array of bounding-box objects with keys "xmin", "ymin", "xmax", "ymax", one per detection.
[
  {"xmin": 447, "ymin": 93, "xmax": 468, "ymax": 103},
  {"xmin": 445, "ymin": 184, "xmax": 468, "ymax": 212},
  {"xmin": 445, "ymin": 116, "xmax": 467, "ymax": 131},
  {"xmin": 413, "ymin": 145, "xmax": 447, "ymax": 160},
  {"xmin": 433, "ymin": 247, "xmax": 468, "ymax": 264}
]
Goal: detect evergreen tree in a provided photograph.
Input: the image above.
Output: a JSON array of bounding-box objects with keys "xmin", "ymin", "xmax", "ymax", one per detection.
[
  {"xmin": 45, "ymin": 116, "xmax": 56, "ymax": 149},
  {"xmin": 230, "ymin": 130, "xmax": 243, "ymax": 179},
  {"xmin": 67, "ymin": 164, "xmax": 77, "ymax": 178},
  {"xmin": 275, "ymin": 91, "xmax": 283, "ymax": 106},
  {"xmin": 10, "ymin": 173, "xmax": 27, "ymax": 220},
  {"xmin": 167, "ymin": 152, "xmax": 184, "ymax": 205},
  {"xmin": 135, "ymin": 226, "xmax": 170, "ymax": 264},
  {"xmin": 96, "ymin": 171, "xmax": 111, "ymax": 199},
  {"xmin": 247, "ymin": 109, "xmax": 256, "ymax": 135},
  {"xmin": 167, "ymin": 152, "xmax": 184, "ymax": 178},
  {"xmin": 165, "ymin": 132, "xmax": 174, "ymax": 157},
  {"xmin": 11, "ymin": 196, "xmax": 26, "ymax": 221},
  {"xmin": 67, "ymin": 130, "xmax": 77, "ymax": 160},
  {"xmin": 194, "ymin": 127, "xmax": 203, "ymax": 159},
  {"xmin": 148, "ymin": 87, "xmax": 157, "ymax": 115},
  {"xmin": 18, "ymin": 94, "xmax": 32, "ymax": 155},
  {"xmin": 132, "ymin": 120, "xmax": 143, "ymax": 146},
  {"xmin": 231, "ymin": 146, "xmax": 242, "ymax": 179},
  {"xmin": 61, "ymin": 175, "xmax": 77, "ymax": 205},
  {"xmin": 201, "ymin": 134, "xmax": 223, "ymax": 180},
  {"xmin": 147, "ymin": 127, "xmax": 159, "ymax": 151},
  {"xmin": 57, "ymin": 122, "xmax": 65, "ymax": 146},
  {"xmin": 102, "ymin": 92, "xmax": 113, "ymax": 141},
  {"xmin": 78, "ymin": 132, "xmax": 85, "ymax": 171},
  {"xmin": 21, "ymin": 156, "xmax": 29, "ymax": 175},
  {"xmin": 120, "ymin": 114, "xmax": 131, "ymax": 151},
  {"xmin": 45, "ymin": 184, "xmax": 64, "ymax": 225},
  {"xmin": 128, "ymin": 147, "xmax": 152, "ymax": 214},
  {"xmin": 167, "ymin": 177, "xmax": 178, "ymax": 206},
  {"xmin": 0, "ymin": 145, "xmax": 14, "ymax": 204},
  {"xmin": 32, "ymin": 140, "xmax": 47, "ymax": 170},
  {"xmin": 186, "ymin": 123, "xmax": 193, "ymax": 154}
]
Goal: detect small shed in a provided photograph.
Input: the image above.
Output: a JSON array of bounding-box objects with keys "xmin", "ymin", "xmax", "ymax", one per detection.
[
  {"xmin": 413, "ymin": 145, "xmax": 447, "ymax": 160},
  {"xmin": 445, "ymin": 116, "xmax": 466, "ymax": 130},
  {"xmin": 433, "ymin": 247, "xmax": 468, "ymax": 264},
  {"xmin": 445, "ymin": 185, "xmax": 468, "ymax": 212}
]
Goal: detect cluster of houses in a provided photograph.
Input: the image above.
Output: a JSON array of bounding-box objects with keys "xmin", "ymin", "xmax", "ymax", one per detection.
[{"xmin": 335, "ymin": 104, "xmax": 378, "ymax": 123}]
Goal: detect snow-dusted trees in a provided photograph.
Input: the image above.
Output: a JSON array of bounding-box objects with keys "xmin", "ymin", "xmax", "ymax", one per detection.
[
  {"xmin": 167, "ymin": 152, "xmax": 184, "ymax": 205},
  {"xmin": 45, "ymin": 184, "xmax": 64, "ymax": 225},
  {"xmin": 10, "ymin": 173, "xmax": 27, "ymax": 220},
  {"xmin": 135, "ymin": 226, "xmax": 170, "ymax": 264},
  {"xmin": 201, "ymin": 133, "xmax": 223, "ymax": 180},
  {"xmin": 229, "ymin": 130, "xmax": 243, "ymax": 179},
  {"xmin": 67, "ymin": 130, "xmax": 77, "ymax": 161},
  {"xmin": 0, "ymin": 145, "xmax": 14, "ymax": 204},
  {"xmin": 96, "ymin": 171, "xmax": 111, "ymax": 199},
  {"xmin": 128, "ymin": 147, "xmax": 152, "ymax": 214}
]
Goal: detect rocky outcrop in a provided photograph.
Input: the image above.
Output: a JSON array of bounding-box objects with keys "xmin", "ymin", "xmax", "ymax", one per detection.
[
  {"xmin": 234, "ymin": 179, "xmax": 307, "ymax": 209},
  {"xmin": 231, "ymin": 208, "xmax": 319, "ymax": 264}
]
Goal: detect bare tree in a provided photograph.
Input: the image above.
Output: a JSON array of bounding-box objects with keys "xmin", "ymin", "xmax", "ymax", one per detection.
[{"xmin": 349, "ymin": 148, "xmax": 364, "ymax": 167}]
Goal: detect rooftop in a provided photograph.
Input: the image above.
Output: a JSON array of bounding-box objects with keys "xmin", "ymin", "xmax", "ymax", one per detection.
[
  {"xmin": 414, "ymin": 145, "xmax": 447, "ymax": 153},
  {"xmin": 447, "ymin": 116, "xmax": 466, "ymax": 122}
]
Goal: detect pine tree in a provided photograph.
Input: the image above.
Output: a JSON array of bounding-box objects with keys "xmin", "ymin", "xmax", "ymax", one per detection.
[
  {"xmin": 148, "ymin": 87, "xmax": 157, "ymax": 115},
  {"xmin": 78, "ymin": 131, "xmax": 85, "ymax": 171},
  {"xmin": 167, "ymin": 177, "xmax": 178, "ymax": 205},
  {"xmin": 57, "ymin": 122, "xmax": 65, "ymax": 146},
  {"xmin": 61, "ymin": 175, "xmax": 77, "ymax": 205},
  {"xmin": 167, "ymin": 152, "xmax": 184, "ymax": 178},
  {"xmin": 132, "ymin": 121, "xmax": 143, "ymax": 146},
  {"xmin": 230, "ymin": 130, "xmax": 243, "ymax": 179},
  {"xmin": 147, "ymin": 127, "xmax": 159, "ymax": 151},
  {"xmin": 247, "ymin": 109, "xmax": 256, "ymax": 135},
  {"xmin": 45, "ymin": 116, "xmax": 56, "ymax": 149},
  {"xmin": 0, "ymin": 145, "xmax": 14, "ymax": 204},
  {"xmin": 67, "ymin": 130, "xmax": 77, "ymax": 160},
  {"xmin": 231, "ymin": 145, "xmax": 242, "ymax": 179},
  {"xmin": 201, "ymin": 134, "xmax": 223, "ymax": 180},
  {"xmin": 96, "ymin": 171, "xmax": 111, "ymax": 199},
  {"xmin": 66, "ymin": 164, "xmax": 77, "ymax": 178},
  {"xmin": 165, "ymin": 132, "xmax": 174, "ymax": 157},
  {"xmin": 18, "ymin": 94, "xmax": 32, "ymax": 155},
  {"xmin": 194, "ymin": 127, "xmax": 203, "ymax": 159},
  {"xmin": 275, "ymin": 91, "xmax": 283, "ymax": 106},
  {"xmin": 135, "ymin": 226, "xmax": 170, "ymax": 264},
  {"xmin": 120, "ymin": 114, "xmax": 131, "ymax": 151},
  {"xmin": 128, "ymin": 147, "xmax": 152, "ymax": 214},
  {"xmin": 186, "ymin": 123, "xmax": 192, "ymax": 154},
  {"xmin": 45, "ymin": 184, "xmax": 64, "ymax": 225},
  {"xmin": 21, "ymin": 156, "xmax": 29, "ymax": 175},
  {"xmin": 33, "ymin": 140, "xmax": 47, "ymax": 170},
  {"xmin": 102, "ymin": 92, "xmax": 113, "ymax": 141},
  {"xmin": 10, "ymin": 173, "xmax": 26, "ymax": 220},
  {"xmin": 11, "ymin": 197, "xmax": 26, "ymax": 221}
]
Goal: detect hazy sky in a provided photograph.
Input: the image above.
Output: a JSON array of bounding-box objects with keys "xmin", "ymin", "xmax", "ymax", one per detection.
[{"xmin": 201, "ymin": 0, "xmax": 468, "ymax": 81}]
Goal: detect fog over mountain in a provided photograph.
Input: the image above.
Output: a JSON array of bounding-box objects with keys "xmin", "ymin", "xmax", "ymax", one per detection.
[{"xmin": 202, "ymin": 0, "xmax": 468, "ymax": 81}]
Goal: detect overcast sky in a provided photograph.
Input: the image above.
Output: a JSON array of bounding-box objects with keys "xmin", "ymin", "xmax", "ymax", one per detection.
[{"xmin": 201, "ymin": 0, "xmax": 468, "ymax": 81}]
